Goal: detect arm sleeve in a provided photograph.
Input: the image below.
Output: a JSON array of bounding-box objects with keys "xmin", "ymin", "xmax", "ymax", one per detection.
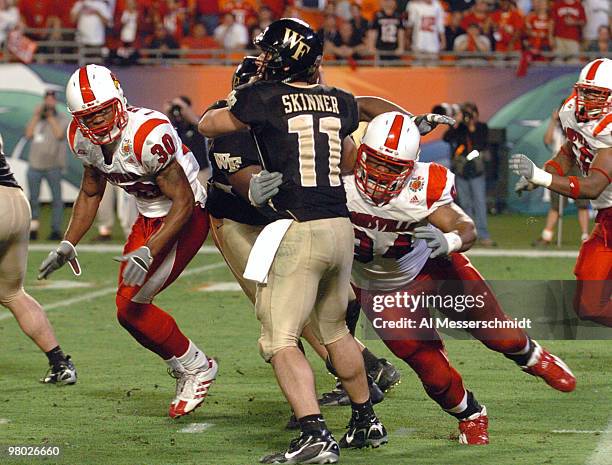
[
  {"xmin": 138, "ymin": 121, "xmax": 182, "ymax": 174},
  {"xmin": 228, "ymin": 84, "xmax": 267, "ymax": 126},
  {"xmin": 426, "ymin": 163, "xmax": 455, "ymax": 214}
]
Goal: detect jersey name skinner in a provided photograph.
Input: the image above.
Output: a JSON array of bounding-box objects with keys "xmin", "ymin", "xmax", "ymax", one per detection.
[
  {"xmin": 345, "ymin": 162, "xmax": 455, "ymax": 291},
  {"xmin": 559, "ymin": 97, "xmax": 612, "ymax": 211},
  {"xmin": 68, "ymin": 107, "xmax": 206, "ymax": 218}
]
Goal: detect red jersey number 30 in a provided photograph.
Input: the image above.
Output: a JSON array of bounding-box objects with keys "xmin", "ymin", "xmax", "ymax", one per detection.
[{"xmin": 151, "ymin": 134, "xmax": 176, "ymax": 164}]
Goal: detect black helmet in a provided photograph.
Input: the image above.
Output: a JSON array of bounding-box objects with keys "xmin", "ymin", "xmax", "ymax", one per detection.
[
  {"xmin": 253, "ymin": 18, "xmax": 323, "ymax": 83},
  {"xmin": 232, "ymin": 56, "xmax": 258, "ymax": 89}
]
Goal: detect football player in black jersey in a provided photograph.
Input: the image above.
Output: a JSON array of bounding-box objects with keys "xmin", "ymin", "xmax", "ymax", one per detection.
[
  {"xmin": 201, "ymin": 19, "xmax": 388, "ymax": 463},
  {"xmin": 0, "ymin": 133, "xmax": 77, "ymax": 385}
]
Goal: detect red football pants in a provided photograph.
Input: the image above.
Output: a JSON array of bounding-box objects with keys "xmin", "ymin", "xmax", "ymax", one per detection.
[
  {"xmin": 356, "ymin": 253, "xmax": 528, "ymax": 410},
  {"xmin": 116, "ymin": 206, "xmax": 209, "ymax": 359},
  {"xmin": 573, "ymin": 208, "xmax": 612, "ymax": 326}
]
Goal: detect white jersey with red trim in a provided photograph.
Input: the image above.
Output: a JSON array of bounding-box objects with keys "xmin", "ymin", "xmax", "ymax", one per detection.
[
  {"xmin": 346, "ymin": 162, "xmax": 455, "ymax": 291},
  {"xmin": 67, "ymin": 106, "xmax": 206, "ymax": 218},
  {"xmin": 559, "ymin": 97, "xmax": 612, "ymax": 211}
]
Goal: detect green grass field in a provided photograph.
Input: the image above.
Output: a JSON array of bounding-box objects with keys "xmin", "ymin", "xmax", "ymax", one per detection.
[{"xmin": 1, "ymin": 242, "xmax": 611, "ymax": 465}]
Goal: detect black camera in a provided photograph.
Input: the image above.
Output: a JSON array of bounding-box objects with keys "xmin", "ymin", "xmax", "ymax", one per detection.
[
  {"xmin": 169, "ymin": 104, "xmax": 183, "ymax": 119},
  {"xmin": 40, "ymin": 105, "xmax": 56, "ymax": 120}
]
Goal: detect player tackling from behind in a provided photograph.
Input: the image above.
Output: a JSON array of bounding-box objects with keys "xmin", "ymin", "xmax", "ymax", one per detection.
[
  {"xmin": 511, "ymin": 58, "xmax": 612, "ymax": 327},
  {"xmin": 38, "ymin": 64, "xmax": 217, "ymax": 418},
  {"xmin": 344, "ymin": 112, "xmax": 576, "ymax": 444},
  {"xmin": 0, "ymin": 133, "xmax": 76, "ymax": 385}
]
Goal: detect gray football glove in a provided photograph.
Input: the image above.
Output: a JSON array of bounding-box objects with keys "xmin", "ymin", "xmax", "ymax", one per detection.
[
  {"xmin": 514, "ymin": 176, "xmax": 538, "ymax": 196},
  {"xmin": 248, "ymin": 170, "xmax": 283, "ymax": 207},
  {"xmin": 509, "ymin": 153, "xmax": 536, "ymax": 180},
  {"xmin": 414, "ymin": 226, "xmax": 449, "ymax": 258},
  {"xmin": 413, "ymin": 113, "xmax": 456, "ymax": 136},
  {"xmin": 38, "ymin": 240, "xmax": 81, "ymax": 280},
  {"xmin": 114, "ymin": 246, "xmax": 153, "ymax": 287}
]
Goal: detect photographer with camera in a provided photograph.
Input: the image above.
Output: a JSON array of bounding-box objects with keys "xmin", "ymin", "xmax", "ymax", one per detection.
[
  {"xmin": 165, "ymin": 96, "xmax": 210, "ymax": 183},
  {"xmin": 24, "ymin": 90, "xmax": 68, "ymax": 241},
  {"xmin": 443, "ymin": 102, "xmax": 496, "ymax": 247}
]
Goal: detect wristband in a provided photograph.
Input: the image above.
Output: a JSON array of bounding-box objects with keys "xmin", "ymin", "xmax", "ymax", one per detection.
[
  {"xmin": 531, "ymin": 166, "xmax": 553, "ymax": 187},
  {"xmin": 443, "ymin": 232, "xmax": 463, "ymax": 253},
  {"xmin": 544, "ymin": 159, "xmax": 565, "ymax": 176},
  {"xmin": 568, "ymin": 176, "xmax": 580, "ymax": 198}
]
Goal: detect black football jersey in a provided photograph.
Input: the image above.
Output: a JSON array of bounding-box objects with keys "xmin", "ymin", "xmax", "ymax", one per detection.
[
  {"xmin": 371, "ymin": 11, "xmax": 405, "ymax": 51},
  {"xmin": 207, "ymin": 128, "xmax": 274, "ymax": 226},
  {"xmin": 229, "ymin": 80, "xmax": 359, "ymax": 222},
  {"xmin": 0, "ymin": 135, "xmax": 19, "ymax": 189}
]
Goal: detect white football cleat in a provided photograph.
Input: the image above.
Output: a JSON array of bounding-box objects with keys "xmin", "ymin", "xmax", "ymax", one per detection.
[{"xmin": 169, "ymin": 357, "xmax": 218, "ymax": 418}]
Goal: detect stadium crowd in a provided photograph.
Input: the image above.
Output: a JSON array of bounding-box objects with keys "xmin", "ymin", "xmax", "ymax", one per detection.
[{"xmin": 1, "ymin": 0, "xmax": 609, "ymax": 62}]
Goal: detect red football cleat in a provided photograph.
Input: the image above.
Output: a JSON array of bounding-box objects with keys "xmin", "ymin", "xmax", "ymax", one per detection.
[
  {"xmin": 523, "ymin": 342, "xmax": 576, "ymax": 393},
  {"xmin": 458, "ymin": 406, "xmax": 489, "ymax": 445}
]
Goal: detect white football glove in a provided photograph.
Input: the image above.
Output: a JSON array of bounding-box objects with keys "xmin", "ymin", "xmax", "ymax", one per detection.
[
  {"xmin": 509, "ymin": 153, "xmax": 552, "ymax": 187},
  {"xmin": 414, "ymin": 226, "xmax": 462, "ymax": 258},
  {"xmin": 38, "ymin": 241, "xmax": 81, "ymax": 280},
  {"xmin": 114, "ymin": 246, "xmax": 153, "ymax": 287},
  {"xmin": 412, "ymin": 113, "xmax": 456, "ymax": 136},
  {"xmin": 514, "ymin": 176, "xmax": 538, "ymax": 196}
]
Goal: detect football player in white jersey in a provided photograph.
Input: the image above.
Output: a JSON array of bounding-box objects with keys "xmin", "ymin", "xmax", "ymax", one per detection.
[
  {"xmin": 511, "ymin": 58, "xmax": 612, "ymax": 327},
  {"xmin": 38, "ymin": 64, "xmax": 217, "ymax": 418},
  {"xmin": 347, "ymin": 112, "xmax": 576, "ymax": 445}
]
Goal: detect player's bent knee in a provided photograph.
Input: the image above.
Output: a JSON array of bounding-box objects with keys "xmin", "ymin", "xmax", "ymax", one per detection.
[
  {"xmin": 259, "ymin": 339, "xmax": 300, "ymax": 362},
  {"xmin": 0, "ymin": 287, "xmax": 25, "ymax": 307}
]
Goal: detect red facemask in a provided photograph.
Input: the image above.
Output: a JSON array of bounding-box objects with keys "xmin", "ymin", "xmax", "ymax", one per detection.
[
  {"xmin": 574, "ymin": 83, "xmax": 612, "ymax": 123},
  {"xmin": 355, "ymin": 144, "xmax": 415, "ymax": 205},
  {"xmin": 72, "ymin": 98, "xmax": 127, "ymax": 145}
]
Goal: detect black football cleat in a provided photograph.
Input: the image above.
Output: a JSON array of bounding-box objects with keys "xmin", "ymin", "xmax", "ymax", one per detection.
[
  {"xmin": 319, "ymin": 380, "xmax": 384, "ymax": 407},
  {"xmin": 260, "ymin": 430, "xmax": 339, "ymax": 464},
  {"xmin": 369, "ymin": 358, "xmax": 401, "ymax": 393},
  {"xmin": 339, "ymin": 415, "xmax": 388, "ymax": 449},
  {"xmin": 41, "ymin": 356, "xmax": 77, "ymax": 385}
]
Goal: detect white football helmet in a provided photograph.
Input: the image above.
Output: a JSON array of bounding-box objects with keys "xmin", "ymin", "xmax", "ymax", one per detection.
[
  {"xmin": 574, "ymin": 58, "xmax": 612, "ymax": 123},
  {"xmin": 355, "ymin": 111, "xmax": 421, "ymax": 205},
  {"xmin": 66, "ymin": 64, "xmax": 128, "ymax": 145}
]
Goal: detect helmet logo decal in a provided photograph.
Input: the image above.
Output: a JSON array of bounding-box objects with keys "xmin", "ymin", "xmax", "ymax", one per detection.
[
  {"xmin": 283, "ymin": 28, "xmax": 312, "ymax": 60},
  {"xmin": 111, "ymin": 73, "xmax": 121, "ymax": 90},
  {"xmin": 78, "ymin": 67, "xmax": 95, "ymax": 103},
  {"xmin": 384, "ymin": 114, "xmax": 405, "ymax": 151}
]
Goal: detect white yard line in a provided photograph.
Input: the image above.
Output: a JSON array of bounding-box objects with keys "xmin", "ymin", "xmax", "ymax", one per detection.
[
  {"xmin": 552, "ymin": 430, "xmax": 612, "ymax": 434},
  {"xmin": 178, "ymin": 423, "xmax": 214, "ymax": 433},
  {"xmin": 0, "ymin": 261, "xmax": 226, "ymax": 321},
  {"xmin": 27, "ymin": 244, "xmax": 580, "ymax": 258},
  {"xmin": 586, "ymin": 420, "xmax": 612, "ymax": 465}
]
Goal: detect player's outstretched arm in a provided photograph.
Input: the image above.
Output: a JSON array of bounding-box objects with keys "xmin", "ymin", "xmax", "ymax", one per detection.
[
  {"xmin": 146, "ymin": 159, "xmax": 195, "ymax": 257},
  {"xmin": 198, "ymin": 107, "xmax": 247, "ymax": 138},
  {"xmin": 515, "ymin": 141, "xmax": 577, "ymax": 195},
  {"xmin": 511, "ymin": 146, "xmax": 611, "ymax": 200},
  {"xmin": 415, "ymin": 203, "xmax": 477, "ymax": 258},
  {"xmin": 64, "ymin": 165, "xmax": 106, "ymax": 246}
]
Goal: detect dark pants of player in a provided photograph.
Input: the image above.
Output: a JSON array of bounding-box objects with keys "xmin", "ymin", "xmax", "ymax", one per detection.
[
  {"xmin": 573, "ymin": 207, "xmax": 612, "ymax": 327},
  {"xmin": 356, "ymin": 253, "xmax": 529, "ymax": 412},
  {"xmin": 115, "ymin": 205, "xmax": 209, "ymax": 359}
]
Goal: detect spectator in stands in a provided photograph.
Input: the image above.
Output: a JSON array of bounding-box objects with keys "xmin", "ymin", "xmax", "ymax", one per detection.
[
  {"xmin": 447, "ymin": 0, "xmax": 476, "ymax": 12},
  {"xmin": 368, "ymin": 0, "xmax": 406, "ymax": 60},
  {"xmin": 318, "ymin": 14, "xmax": 338, "ymax": 48},
  {"xmin": 583, "ymin": 0, "xmax": 610, "ymax": 50},
  {"xmin": 406, "ymin": 0, "xmax": 446, "ymax": 55},
  {"xmin": 454, "ymin": 23, "xmax": 492, "ymax": 51},
  {"xmin": 213, "ymin": 12, "xmax": 248, "ymax": 50},
  {"xmin": 196, "ymin": 0, "xmax": 220, "ymax": 35},
  {"xmin": 551, "ymin": 0, "xmax": 586, "ymax": 59},
  {"xmin": 181, "ymin": 22, "xmax": 217, "ymax": 53},
  {"xmin": 328, "ymin": 20, "xmax": 367, "ymax": 60},
  {"xmin": 335, "ymin": 0, "xmax": 352, "ymax": 21},
  {"xmin": 250, "ymin": 6, "xmax": 274, "ymax": 42},
  {"xmin": 119, "ymin": 0, "xmax": 139, "ymax": 46},
  {"xmin": 491, "ymin": 0, "xmax": 524, "ymax": 52},
  {"xmin": 525, "ymin": 0, "xmax": 553, "ymax": 56},
  {"xmin": 443, "ymin": 102, "xmax": 495, "ymax": 247},
  {"xmin": 219, "ymin": 0, "xmax": 257, "ymax": 29},
  {"xmin": 148, "ymin": 22, "xmax": 179, "ymax": 57},
  {"xmin": 71, "ymin": 0, "xmax": 113, "ymax": 48},
  {"xmin": 587, "ymin": 24, "xmax": 611, "ymax": 53},
  {"xmin": 24, "ymin": 90, "xmax": 68, "ymax": 241},
  {"xmin": 350, "ymin": 3, "xmax": 369, "ymax": 43},
  {"xmin": 461, "ymin": 0, "xmax": 493, "ymax": 38},
  {"xmin": 163, "ymin": 0, "xmax": 186, "ymax": 41},
  {"xmin": 445, "ymin": 11, "xmax": 465, "ymax": 51},
  {"xmin": 0, "ymin": 0, "xmax": 20, "ymax": 47}
]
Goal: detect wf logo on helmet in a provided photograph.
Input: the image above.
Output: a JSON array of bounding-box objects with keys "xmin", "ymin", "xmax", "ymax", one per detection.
[{"xmin": 283, "ymin": 28, "xmax": 311, "ymax": 61}]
